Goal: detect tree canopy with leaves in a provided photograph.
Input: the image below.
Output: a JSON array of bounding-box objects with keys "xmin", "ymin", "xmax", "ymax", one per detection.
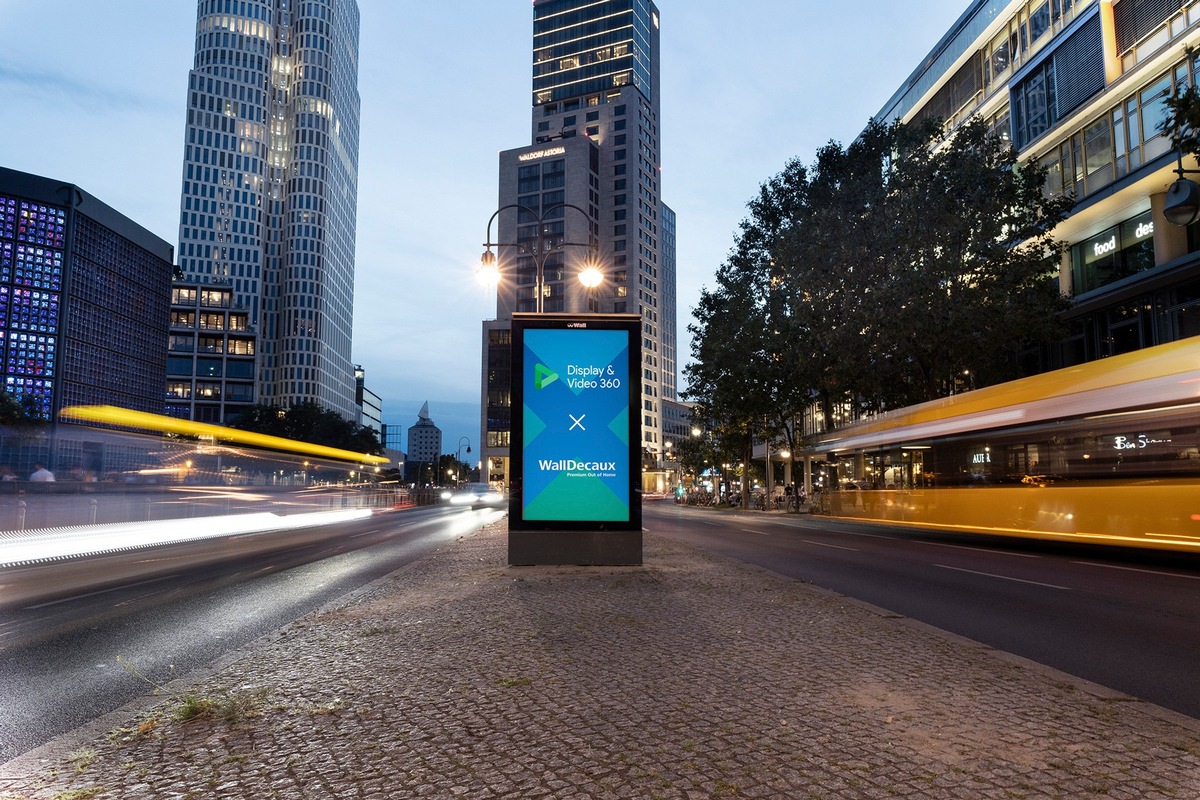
[
  {"xmin": 0, "ymin": 391, "xmax": 42, "ymax": 426},
  {"xmin": 686, "ymin": 115, "xmax": 1070, "ymax": 450}
]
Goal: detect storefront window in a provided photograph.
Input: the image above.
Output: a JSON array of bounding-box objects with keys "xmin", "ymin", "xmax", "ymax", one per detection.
[{"xmin": 1071, "ymin": 211, "xmax": 1154, "ymax": 295}]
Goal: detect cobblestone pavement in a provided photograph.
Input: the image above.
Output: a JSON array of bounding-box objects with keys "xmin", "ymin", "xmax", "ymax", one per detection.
[{"xmin": 2, "ymin": 519, "xmax": 1199, "ymax": 799}]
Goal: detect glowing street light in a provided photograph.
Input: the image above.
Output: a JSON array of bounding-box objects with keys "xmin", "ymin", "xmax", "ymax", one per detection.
[{"xmin": 479, "ymin": 202, "xmax": 601, "ymax": 313}]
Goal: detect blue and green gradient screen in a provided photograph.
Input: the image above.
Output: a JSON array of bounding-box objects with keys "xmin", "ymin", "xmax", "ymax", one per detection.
[{"xmin": 520, "ymin": 326, "xmax": 632, "ymax": 522}]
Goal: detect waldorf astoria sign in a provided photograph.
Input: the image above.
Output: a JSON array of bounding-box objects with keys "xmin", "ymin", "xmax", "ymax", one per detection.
[{"xmin": 509, "ymin": 312, "xmax": 642, "ymax": 565}]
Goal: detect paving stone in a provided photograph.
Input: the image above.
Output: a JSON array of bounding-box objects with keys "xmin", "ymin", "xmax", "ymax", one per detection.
[{"xmin": 1, "ymin": 518, "xmax": 1199, "ymax": 798}]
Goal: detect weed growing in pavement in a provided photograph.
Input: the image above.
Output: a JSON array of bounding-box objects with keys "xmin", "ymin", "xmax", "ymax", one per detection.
[
  {"xmin": 175, "ymin": 686, "xmax": 269, "ymax": 723},
  {"xmin": 115, "ymin": 656, "xmax": 175, "ymax": 695},
  {"xmin": 109, "ymin": 714, "xmax": 160, "ymax": 744},
  {"xmin": 51, "ymin": 790, "xmax": 102, "ymax": 800},
  {"xmin": 310, "ymin": 698, "xmax": 346, "ymax": 715},
  {"xmin": 66, "ymin": 748, "xmax": 97, "ymax": 774},
  {"xmin": 497, "ymin": 677, "xmax": 532, "ymax": 688}
]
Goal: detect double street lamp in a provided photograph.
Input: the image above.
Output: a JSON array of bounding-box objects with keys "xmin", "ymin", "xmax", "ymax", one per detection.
[{"xmin": 479, "ymin": 202, "xmax": 603, "ymax": 310}]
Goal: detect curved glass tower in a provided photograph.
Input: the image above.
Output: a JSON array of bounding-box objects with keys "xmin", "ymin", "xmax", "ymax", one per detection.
[{"xmin": 176, "ymin": 0, "xmax": 361, "ymax": 419}]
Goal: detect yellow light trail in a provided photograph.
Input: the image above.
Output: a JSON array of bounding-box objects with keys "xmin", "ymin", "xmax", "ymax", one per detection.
[{"xmin": 59, "ymin": 405, "xmax": 390, "ymax": 466}]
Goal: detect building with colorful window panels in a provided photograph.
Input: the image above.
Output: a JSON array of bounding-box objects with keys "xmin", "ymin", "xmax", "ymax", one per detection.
[
  {"xmin": 0, "ymin": 166, "xmax": 174, "ymax": 419},
  {"xmin": 881, "ymin": 0, "xmax": 1200, "ymax": 366}
]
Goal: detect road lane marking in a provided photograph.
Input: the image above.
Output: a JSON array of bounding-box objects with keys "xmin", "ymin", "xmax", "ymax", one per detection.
[
  {"xmin": 1070, "ymin": 561, "xmax": 1200, "ymax": 581},
  {"xmin": 739, "ymin": 528, "xmax": 770, "ymax": 536},
  {"xmin": 935, "ymin": 564, "xmax": 1070, "ymax": 590},
  {"xmin": 919, "ymin": 541, "xmax": 1040, "ymax": 557},
  {"xmin": 802, "ymin": 539, "xmax": 859, "ymax": 552},
  {"xmin": 24, "ymin": 574, "xmax": 182, "ymax": 609}
]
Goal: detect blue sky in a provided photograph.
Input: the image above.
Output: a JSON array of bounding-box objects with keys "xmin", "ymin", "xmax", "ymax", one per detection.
[{"xmin": 0, "ymin": 0, "xmax": 967, "ymax": 456}]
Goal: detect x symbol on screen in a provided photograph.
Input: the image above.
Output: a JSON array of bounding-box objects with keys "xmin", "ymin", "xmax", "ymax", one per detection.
[{"xmin": 568, "ymin": 413, "xmax": 586, "ymax": 431}]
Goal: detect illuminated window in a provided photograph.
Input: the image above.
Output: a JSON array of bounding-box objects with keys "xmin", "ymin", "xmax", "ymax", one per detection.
[
  {"xmin": 172, "ymin": 287, "xmax": 198, "ymax": 305},
  {"xmin": 199, "ymin": 312, "xmax": 226, "ymax": 330},
  {"xmin": 227, "ymin": 338, "xmax": 255, "ymax": 355}
]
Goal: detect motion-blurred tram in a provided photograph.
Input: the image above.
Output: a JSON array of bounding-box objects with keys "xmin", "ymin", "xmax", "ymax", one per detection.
[{"xmin": 807, "ymin": 337, "xmax": 1200, "ymax": 551}]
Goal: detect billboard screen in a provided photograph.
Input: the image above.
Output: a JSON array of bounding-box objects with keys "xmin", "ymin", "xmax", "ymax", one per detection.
[{"xmin": 511, "ymin": 314, "xmax": 641, "ymax": 530}]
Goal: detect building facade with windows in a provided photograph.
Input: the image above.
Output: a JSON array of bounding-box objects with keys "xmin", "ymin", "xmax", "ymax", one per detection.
[
  {"xmin": 166, "ymin": 281, "xmax": 258, "ymax": 423},
  {"xmin": 176, "ymin": 0, "xmax": 361, "ymax": 420},
  {"xmin": 405, "ymin": 401, "xmax": 441, "ymax": 485},
  {"xmin": 879, "ymin": 0, "xmax": 1200, "ymax": 368},
  {"xmin": 480, "ymin": 0, "xmax": 677, "ymax": 490},
  {"xmin": 354, "ymin": 364, "xmax": 382, "ymax": 435},
  {"xmin": 0, "ymin": 166, "xmax": 174, "ymax": 420}
]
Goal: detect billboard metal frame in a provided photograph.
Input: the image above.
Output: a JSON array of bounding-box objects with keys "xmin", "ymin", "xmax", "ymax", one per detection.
[{"xmin": 509, "ymin": 312, "xmax": 643, "ymax": 564}]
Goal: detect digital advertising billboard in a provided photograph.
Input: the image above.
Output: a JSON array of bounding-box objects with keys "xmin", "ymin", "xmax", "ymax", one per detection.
[{"xmin": 510, "ymin": 313, "xmax": 641, "ymax": 536}]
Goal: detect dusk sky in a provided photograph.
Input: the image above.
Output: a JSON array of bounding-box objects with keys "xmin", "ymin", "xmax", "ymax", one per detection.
[{"xmin": 0, "ymin": 1, "xmax": 968, "ymax": 456}]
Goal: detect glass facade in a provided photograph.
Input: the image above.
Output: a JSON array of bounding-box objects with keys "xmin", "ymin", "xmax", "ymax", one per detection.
[
  {"xmin": 532, "ymin": 0, "xmax": 656, "ymax": 106},
  {"xmin": 0, "ymin": 196, "xmax": 64, "ymax": 417},
  {"xmin": 1071, "ymin": 211, "xmax": 1155, "ymax": 296},
  {"xmin": 0, "ymin": 173, "xmax": 173, "ymax": 420},
  {"xmin": 177, "ymin": 0, "xmax": 361, "ymax": 419},
  {"xmin": 166, "ymin": 281, "xmax": 257, "ymax": 423}
]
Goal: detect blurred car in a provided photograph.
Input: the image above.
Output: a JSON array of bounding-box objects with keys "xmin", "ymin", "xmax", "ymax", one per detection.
[{"xmin": 444, "ymin": 482, "xmax": 505, "ymax": 509}]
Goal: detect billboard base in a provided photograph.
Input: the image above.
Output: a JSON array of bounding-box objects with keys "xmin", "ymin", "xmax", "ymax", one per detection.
[{"xmin": 508, "ymin": 530, "xmax": 643, "ymax": 566}]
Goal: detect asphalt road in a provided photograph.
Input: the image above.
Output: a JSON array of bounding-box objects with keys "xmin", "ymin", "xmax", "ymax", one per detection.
[
  {"xmin": 7, "ymin": 501, "xmax": 1199, "ymax": 764},
  {"xmin": 644, "ymin": 501, "xmax": 1200, "ymax": 720},
  {"xmin": 0, "ymin": 505, "xmax": 503, "ymax": 763}
]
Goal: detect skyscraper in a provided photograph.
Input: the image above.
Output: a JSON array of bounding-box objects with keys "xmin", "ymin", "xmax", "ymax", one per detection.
[
  {"xmin": 176, "ymin": 0, "xmax": 361, "ymax": 419},
  {"xmin": 481, "ymin": 0, "xmax": 676, "ymax": 491}
]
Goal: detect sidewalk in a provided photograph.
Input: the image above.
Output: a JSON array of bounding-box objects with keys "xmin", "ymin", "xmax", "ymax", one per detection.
[{"xmin": 2, "ymin": 520, "xmax": 1199, "ymax": 799}]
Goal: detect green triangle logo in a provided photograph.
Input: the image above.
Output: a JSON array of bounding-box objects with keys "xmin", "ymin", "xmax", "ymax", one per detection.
[{"xmin": 534, "ymin": 363, "xmax": 558, "ymax": 390}]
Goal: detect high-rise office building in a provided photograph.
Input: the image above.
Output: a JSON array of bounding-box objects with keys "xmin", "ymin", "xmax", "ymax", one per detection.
[
  {"xmin": 0, "ymin": 166, "xmax": 173, "ymax": 420},
  {"xmin": 176, "ymin": 0, "xmax": 361, "ymax": 420},
  {"xmin": 481, "ymin": 0, "xmax": 676, "ymax": 490}
]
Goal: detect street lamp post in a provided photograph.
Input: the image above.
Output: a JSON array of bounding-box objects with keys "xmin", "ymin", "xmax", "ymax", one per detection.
[
  {"xmin": 479, "ymin": 203, "xmax": 602, "ymax": 312},
  {"xmin": 478, "ymin": 203, "xmax": 605, "ymax": 496},
  {"xmin": 456, "ymin": 436, "xmax": 471, "ymax": 487}
]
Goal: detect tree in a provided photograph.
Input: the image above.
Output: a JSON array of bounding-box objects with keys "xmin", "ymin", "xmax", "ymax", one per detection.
[
  {"xmin": 684, "ymin": 159, "xmax": 820, "ymax": 505},
  {"xmin": 1161, "ymin": 48, "xmax": 1200, "ymax": 159},
  {"xmin": 437, "ymin": 453, "xmax": 475, "ymax": 486},
  {"xmin": 773, "ymin": 117, "xmax": 1070, "ymax": 415},
  {"xmin": 0, "ymin": 391, "xmax": 41, "ymax": 426},
  {"xmin": 686, "ymin": 114, "xmax": 1071, "ymax": 452},
  {"xmin": 228, "ymin": 401, "xmax": 383, "ymax": 455}
]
